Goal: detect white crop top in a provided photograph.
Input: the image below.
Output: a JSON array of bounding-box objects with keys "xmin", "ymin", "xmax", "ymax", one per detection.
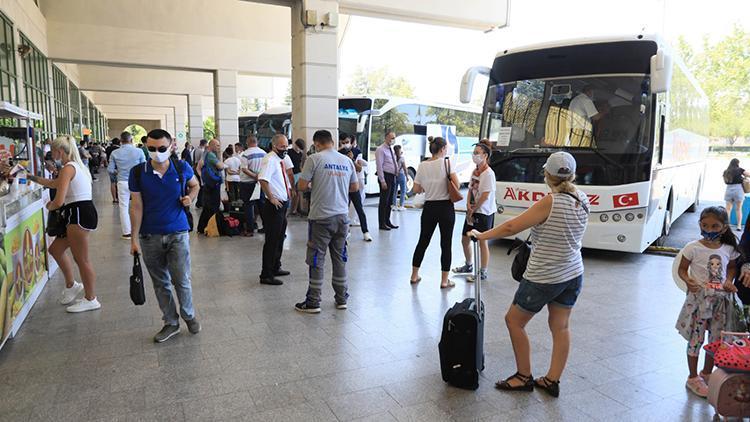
[{"xmin": 63, "ymin": 162, "xmax": 92, "ymax": 203}]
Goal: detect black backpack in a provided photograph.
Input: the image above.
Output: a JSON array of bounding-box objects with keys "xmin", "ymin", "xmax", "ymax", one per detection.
[{"xmin": 134, "ymin": 158, "xmax": 194, "ymax": 232}]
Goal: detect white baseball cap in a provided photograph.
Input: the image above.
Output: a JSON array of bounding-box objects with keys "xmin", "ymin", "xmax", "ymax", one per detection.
[{"xmin": 543, "ymin": 151, "xmax": 576, "ymax": 177}]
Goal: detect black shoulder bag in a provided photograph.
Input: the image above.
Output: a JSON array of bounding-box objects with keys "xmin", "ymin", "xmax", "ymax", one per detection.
[
  {"xmin": 172, "ymin": 158, "xmax": 194, "ymax": 232},
  {"xmin": 130, "ymin": 253, "xmax": 145, "ymax": 305},
  {"xmin": 506, "ymin": 191, "xmax": 589, "ymax": 282}
]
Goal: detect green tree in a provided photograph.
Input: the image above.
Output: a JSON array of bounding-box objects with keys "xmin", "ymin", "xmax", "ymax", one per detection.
[
  {"xmin": 678, "ymin": 27, "xmax": 750, "ymax": 144},
  {"xmin": 203, "ymin": 117, "xmax": 216, "ymax": 140},
  {"xmin": 124, "ymin": 124, "xmax": 147, "ymax": 143},
  {"xmin": 345, "ymin": 66, "xmax": 415, "ymax": 97}
]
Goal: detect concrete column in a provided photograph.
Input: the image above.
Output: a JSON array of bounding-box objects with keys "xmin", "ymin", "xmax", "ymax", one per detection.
[
  {"xmin": 165, "ymin": 112, "xmax": 175, "ymax": 139},
  {"xmin": 213, "ymin": 69, "xmax": 238, "ymax": 148},
  {"xmin": 46, "ymin": 61, "xmax": 57, "ymax": 136},
  {"xmin": 174, "ymin": 109, "xmax": 187, "ymax": 147},
  {"xmin": 12, "ymin": 28, "xmax": 26, "ymax": 113},
  {"xmin": 291, "ymin": 0, "xmax": 339, "ymax": 145},
  {"xmin": 188, "ymin": 94, "xmax": 203, "ymax": 143}
]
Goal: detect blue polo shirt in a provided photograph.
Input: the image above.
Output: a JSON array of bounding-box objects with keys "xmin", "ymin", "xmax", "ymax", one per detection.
[{"xmin": 129, "ymin": 160, "xmax": 194, "ymax": 235}]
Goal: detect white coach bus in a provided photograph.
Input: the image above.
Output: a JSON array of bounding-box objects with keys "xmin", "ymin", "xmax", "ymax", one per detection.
[
  {"xmin": 460, "ymin": 35, "xmax": 709, "ymax": 253},
  {"xmin": 338, "ymin": 96, "xmax": 482, "ymax": 195}
]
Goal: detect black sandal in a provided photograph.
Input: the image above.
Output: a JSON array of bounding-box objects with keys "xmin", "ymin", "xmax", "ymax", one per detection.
[
  {"xmin": 495, "ymin": 372, "xmax": 534, "ymax": 392},
  {"xmin": 533, "ymin": 376, "xmax": 560, "ymax": 398}
]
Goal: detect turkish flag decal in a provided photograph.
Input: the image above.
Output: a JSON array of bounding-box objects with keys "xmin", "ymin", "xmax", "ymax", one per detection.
[{"xmin": 613, "ymin": 192, "xmax": 639, "ymax": 208}]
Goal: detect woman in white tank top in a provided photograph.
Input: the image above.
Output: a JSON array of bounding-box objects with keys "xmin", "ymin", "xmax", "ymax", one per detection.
[
  {"xmin": 471, "ymin": 151, "xmax": 589, "ymax": 398},
  {"xmin": 29, "ymin": 135, "xmax": 100, "ymax": 313}
]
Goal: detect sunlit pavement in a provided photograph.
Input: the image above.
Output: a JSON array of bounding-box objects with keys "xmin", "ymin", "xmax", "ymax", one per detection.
[{"xmin": 0, "ymin": 176, "xmax": 713, "ymax": 421}]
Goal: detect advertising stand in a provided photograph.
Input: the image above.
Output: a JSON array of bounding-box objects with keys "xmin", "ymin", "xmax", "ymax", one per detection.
[{"xmin": 0, "ymin": 102, "xmax": 50, "ymax": 351}]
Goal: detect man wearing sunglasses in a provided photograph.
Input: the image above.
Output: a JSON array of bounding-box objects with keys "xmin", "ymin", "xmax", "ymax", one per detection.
[
  {"xmin": 129, "ymin": 129, "xmax": 201, "ymax": 343},
  {"xmin": 107, "ymin": 131, "xmax": 146, "ymax": 240}
]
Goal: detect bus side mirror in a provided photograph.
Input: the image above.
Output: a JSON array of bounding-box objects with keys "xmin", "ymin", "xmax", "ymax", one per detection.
[
  {"xmin": 460, "ymin": 66, "xmax": 490, "ymax": 104},
  {"xmin": 650, "ymin": 49, "xmax": 673, "ymax": 94}
]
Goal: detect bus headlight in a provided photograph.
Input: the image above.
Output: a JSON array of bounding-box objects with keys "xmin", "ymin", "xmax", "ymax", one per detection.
[
  {"xmin": 497, "ymin": 205, "xmax": 504, "ymax": 214},
  {"xmin": 617, "ymin": 235, "xmax": 627, "ymax": 243},
  {"xmin": 612, "ymin": 214, "xmax": 622, "ymax": 222},
  {"xmin": 625, "ymin": 213, "xmax": 634, "ymax": 222},
  {"xmin": 637, "ymin": 213, "xmax": 644, "ymax": 219},
  {"xmin": 599, "ymin": 214, "xmax": 609, "ymax": 223}
]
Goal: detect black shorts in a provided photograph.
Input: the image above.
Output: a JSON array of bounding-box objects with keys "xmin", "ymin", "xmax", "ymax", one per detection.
[
  {"xmin": 462, "ymin": 212, "xmax": 495, "ymax": 235},
  {"xmin": 61, "ymin": 200, "xmax": 98, "ymax": 236}
]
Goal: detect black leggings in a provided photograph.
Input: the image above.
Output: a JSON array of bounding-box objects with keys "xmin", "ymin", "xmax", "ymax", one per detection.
[{"xmin": 412, "ymin": 200, "xmax": 455, "ymax": 271}]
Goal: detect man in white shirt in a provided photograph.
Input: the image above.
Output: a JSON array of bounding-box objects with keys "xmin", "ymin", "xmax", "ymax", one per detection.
[
  {"xmin": 568, "ymin": 85, "xmax": 608, "ymax": 135},
  {"xmin": 257, "ymin": 134, "xmax": 293, "ymax": 285},
  {"xmin": 224, "ymin": 145, "xmax": 241, "ymax": 202}
]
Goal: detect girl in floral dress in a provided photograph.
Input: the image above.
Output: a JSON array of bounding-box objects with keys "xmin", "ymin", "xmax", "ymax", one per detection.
[{"xmin": 676, "ymin": 206, "xmax": 740, "ymax": 398}]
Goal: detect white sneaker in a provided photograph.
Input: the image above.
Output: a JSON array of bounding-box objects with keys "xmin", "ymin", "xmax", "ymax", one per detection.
[
  {"xmin": 66, "ymin": 297, "xmax": 101, "ymax": 313},
  {"xmin": 399, "ymin": 206, "xmax": 407, "ymax": 211},
  {"xmin": 59, "ymin": 281, "xmax": 83, "ymax": 305},
  {"xmin": 363, "ymin": 232, "xmax": 372, "ymax": 242}
]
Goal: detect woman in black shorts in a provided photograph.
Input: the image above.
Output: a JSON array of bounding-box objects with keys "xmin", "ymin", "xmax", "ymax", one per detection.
[
  {"xmin": 29, "ymin": 135, "xmax": 100, "ymax": 313},
  {"xmin": 452, "ymin": 139, "xmax": 496, "ymax": 282}
]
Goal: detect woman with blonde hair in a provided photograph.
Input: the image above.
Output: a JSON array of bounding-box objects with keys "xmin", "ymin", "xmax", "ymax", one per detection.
[
  {"xmin": 472, "ymin": 151, "xmax": 589, "ymax": 398},
  {"xmin": 28, "ymin": 135, "xmax": 100, "ymax": 313}
]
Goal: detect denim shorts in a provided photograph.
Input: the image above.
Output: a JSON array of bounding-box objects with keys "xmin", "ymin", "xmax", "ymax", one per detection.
[
  {"xmin": 512, "ymin": 275, "xmax": 583, "ymax": 314},
  {"xmin": 109, "ymin": 173, "xmax": 117, "ymax": 183}
]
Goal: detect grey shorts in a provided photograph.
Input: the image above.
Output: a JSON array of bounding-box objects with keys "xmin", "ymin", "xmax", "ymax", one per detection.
[{"xmin": 725, "ymin": 184, "xmax": 745, "ymax": 204}]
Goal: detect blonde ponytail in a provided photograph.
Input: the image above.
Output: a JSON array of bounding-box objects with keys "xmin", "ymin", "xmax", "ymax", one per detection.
[
  {"xmin": 51, "ymin": 135, "xmax": 91, "ymax": 183},
  {"xmin": 545, "ymin": 172, "xmax": 576, "ymax": 194}
]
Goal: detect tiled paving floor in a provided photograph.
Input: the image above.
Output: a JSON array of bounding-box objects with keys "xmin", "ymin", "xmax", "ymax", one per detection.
[{"xmin": 0, "ymin": 177, "xmax": 717, "ymax": 421}]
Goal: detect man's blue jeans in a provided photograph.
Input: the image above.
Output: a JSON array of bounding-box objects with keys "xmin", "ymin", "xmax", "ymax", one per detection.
[{"xmin": 140, "ymin": 232, "xmax": 195, "ymax": 326}]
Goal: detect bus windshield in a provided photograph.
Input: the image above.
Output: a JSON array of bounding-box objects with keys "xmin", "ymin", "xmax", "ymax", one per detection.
[
  {"xmin": 484, "ymin": 75, "xmax": 653, "ymax": 186},
  {"xmin": 338, "ymin": 98, "xmax": 372, "ymax": 158},
  {"xmin": 256, "ymin": 114, "xmax": 291, "ymax": 150}
]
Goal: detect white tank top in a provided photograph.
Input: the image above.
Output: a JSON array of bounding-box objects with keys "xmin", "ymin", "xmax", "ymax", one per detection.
[
  {"xmin": 63, "ymin": 162, "xmax": 92, "ymax": 203},
  {"xmin": 523, "ymin": 191, "xmax": 589, "ymax": 284}
]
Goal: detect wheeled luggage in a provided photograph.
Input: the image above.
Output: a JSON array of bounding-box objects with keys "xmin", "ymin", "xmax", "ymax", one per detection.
[
  {"xmin": 439, "ymin": 238, "xmax": 484, "ymax": 390},
  {"xmin": 707, "ymin": 332, "xmax": 750, "ymax": 420}
]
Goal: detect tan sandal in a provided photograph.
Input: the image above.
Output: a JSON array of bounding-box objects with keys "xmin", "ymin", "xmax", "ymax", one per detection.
[{"xmin": 440, "ymin": 280, "xmax": 456, "ymax": 289}]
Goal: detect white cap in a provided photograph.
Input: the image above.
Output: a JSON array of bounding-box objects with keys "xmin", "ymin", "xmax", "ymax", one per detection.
[{"xmin": 543, "ymin": 151, "xmax": 576, "ymax": 177}]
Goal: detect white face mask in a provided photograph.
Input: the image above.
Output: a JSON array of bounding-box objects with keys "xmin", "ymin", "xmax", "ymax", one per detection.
[
  {"xmin": 149, "ymin": 150, "xmax": 171, "ymax": 163},
  {"xmin": 472, "ymin": 154, "xmax": 485, "ymax": 165}
]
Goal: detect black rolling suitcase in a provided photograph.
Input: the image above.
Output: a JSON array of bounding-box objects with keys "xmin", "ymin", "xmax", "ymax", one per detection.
[{"xmin": 439, "ymin": 238, "xmax": 484, "ymax": 390}]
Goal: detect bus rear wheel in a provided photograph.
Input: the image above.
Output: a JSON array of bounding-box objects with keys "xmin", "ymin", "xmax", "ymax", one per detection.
[
  {"xmin": 654, "ymin": 208, "xmax": 673, "ymax": 247},
  {"xmin": 687, "ymin": 182, "xmax": 701, "ymax": 213}
]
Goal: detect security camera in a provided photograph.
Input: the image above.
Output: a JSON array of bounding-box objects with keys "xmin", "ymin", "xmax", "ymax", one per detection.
[{"xmin": 17, "ymin": 45, "xmax": 31, "ymax": 58}]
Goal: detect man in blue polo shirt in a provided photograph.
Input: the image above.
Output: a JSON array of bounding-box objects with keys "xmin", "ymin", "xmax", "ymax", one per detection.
[{"xmin": 129, "ymin": 129, "xmax": 201, "ymax": 343}]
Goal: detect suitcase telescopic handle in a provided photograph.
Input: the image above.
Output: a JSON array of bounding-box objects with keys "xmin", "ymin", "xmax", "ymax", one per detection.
[
  {"xmin": 472, "ymin": 237, "xmax": 482, "ymax": 320},
  {"xmin": 721, "ymin": 331, "xmax": 750, "ymax": 337}
]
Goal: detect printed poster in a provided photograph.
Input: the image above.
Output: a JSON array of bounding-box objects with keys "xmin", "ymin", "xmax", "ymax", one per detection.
[{"xmin": 0, "ymin": 208, "xmax": 47, "ymax": 342}]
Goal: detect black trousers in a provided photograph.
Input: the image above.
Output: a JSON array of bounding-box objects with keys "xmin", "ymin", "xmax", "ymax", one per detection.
[
  {"xmin": 412, "ymin": 200, "xmax": 455, "ymax": 272},
  {"xmin": 197, "ymin": 185, "xmax": 221, "ymax": 233},
  {"xmin": 378, "ymin": 172, "xmax": 396, "ymax": 227},
  {"xmin": 238, "ymin": 182, "xmax": 258, "ymax": 232},
  {"xmin": 260, "ymin": 200, "xmax": 288, "ymax": 278},
  {"xmin": 195, "ymin": 173, "xmax": 204, "ymax": 207},
  {"xmin": 349, "ymin": 190, "xmax": 369, "ymax": 234}
]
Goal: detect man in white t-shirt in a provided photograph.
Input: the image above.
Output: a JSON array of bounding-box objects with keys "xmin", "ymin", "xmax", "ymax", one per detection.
[
  {"xmin": 568, "ymin": 85, "xmax": 608, "ymax": 134},
  {"xmin": 224, "ymin": 145, "xmax": 241, "ymax": 202},
  {"xmin": 257, "ymin": 134, "xmax": 293, "ymax": 286}
]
